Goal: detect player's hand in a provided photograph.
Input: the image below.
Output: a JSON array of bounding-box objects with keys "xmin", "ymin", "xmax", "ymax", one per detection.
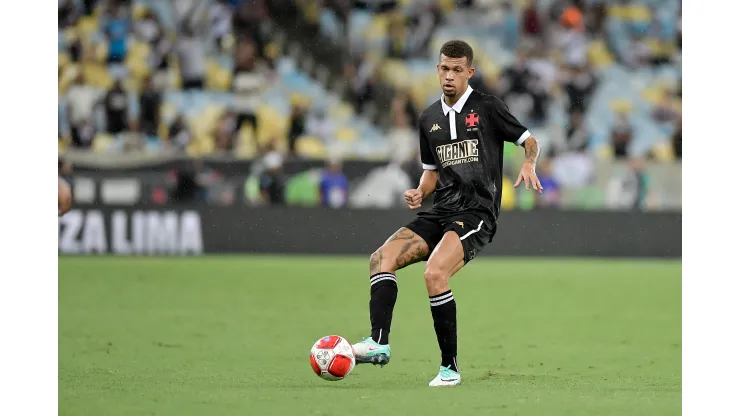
[
  {"xmin": 514, "ymin": 161, "xmax": 543, "ymax": 193},
  {"xmin": 404, "ymin": 189, "xmax": 424, "ymax": 210}
]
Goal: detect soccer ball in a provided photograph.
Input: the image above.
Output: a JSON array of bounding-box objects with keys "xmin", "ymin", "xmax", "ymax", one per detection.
[{"xmin": 309, "ymin": 335, "xmax": 356, "ymax": 381}]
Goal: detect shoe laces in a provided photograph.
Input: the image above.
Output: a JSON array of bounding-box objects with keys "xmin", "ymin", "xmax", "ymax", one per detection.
[{"xmin": 440, "ymin": 365, "xmax": 459, "ymax": 377}]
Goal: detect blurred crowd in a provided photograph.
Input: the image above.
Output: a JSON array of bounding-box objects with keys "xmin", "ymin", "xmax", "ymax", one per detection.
[{"xmin": 58, "ymin": 0, "xmax": 681, "ymax": 211}]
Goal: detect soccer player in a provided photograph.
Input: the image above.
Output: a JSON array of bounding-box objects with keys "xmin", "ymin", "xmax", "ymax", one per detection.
[{"xmin": 352, "ymin": 40, "xmax": 543, "ymax": 386}]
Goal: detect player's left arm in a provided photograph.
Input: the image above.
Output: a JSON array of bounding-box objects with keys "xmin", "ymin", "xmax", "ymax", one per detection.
[
  {"xmin": 490, "ymin": 97, "xmax": 543, "ymax": 193},
  {"xmin": 514, "ymin": 136, "xmax": 543, "ymax": 193}
]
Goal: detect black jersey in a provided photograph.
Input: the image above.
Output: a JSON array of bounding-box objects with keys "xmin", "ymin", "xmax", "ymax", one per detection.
[{"xmin": 418, "ymin": 86, "xmax": 530, "ymax": 224}]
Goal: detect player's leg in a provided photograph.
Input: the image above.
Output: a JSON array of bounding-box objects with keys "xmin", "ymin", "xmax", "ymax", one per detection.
[
  {"xmin": 424, "ymin": 231, "xmax": 465, "ymax": 386},
  {"xmin": 425, "ymin": 216, "xmax": 490, "ymax": 386},
  {"xmin": 354, "ymin": 224, "xmax": 437, "ymax": 366}
]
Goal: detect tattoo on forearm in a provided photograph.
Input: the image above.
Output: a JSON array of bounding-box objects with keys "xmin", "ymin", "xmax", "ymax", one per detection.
[{"xmin": 524, "ymin": 137, "xmax": 539, "ymax": 164}]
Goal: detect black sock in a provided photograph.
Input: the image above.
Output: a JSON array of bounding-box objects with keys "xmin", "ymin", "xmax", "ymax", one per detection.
[
  {"xmin": 430, "ymin": 290, "xmax": 458, "ymax": 372},
  {"xmin": 369, "ymin": 272, "xmax": 397, "ymax": 345}
]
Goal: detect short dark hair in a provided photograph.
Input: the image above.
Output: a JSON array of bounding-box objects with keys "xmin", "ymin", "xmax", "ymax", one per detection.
[{"xmin": 439, "ymin": 40, "xmax": 474, "ymax": 66}]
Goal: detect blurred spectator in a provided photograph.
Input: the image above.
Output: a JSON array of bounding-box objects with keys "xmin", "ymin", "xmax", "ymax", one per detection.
[
  {"xmin": 307, "ymin": 108, "xmax": 334, "ymax": 143},
  {"xmin": 139, "ymin": 76, "xmax": 162, "ymax": 138},
  {"xmin": 563, "ymin": 64, "xmax": 596, "ymax": 114},
  {"xmin": 565, "ymin": 110, "xmax": 589, "ymax": 152},
  {"xmin": 387, "ymin": 14, "xmax": 409, "ymax": 59},
  {"xmin": 676, "ymin": 12, "xmax": 682, "ymax": 50},
  {"xmin": 554, "ymin": 2, "xmax": 588, "ymax": 67},
  {"xmin": 391, "ymin": 89, "xmax": 418, "ymax": 127},
  {"xmin": 585, "ymin": 1, "xmax": 606, "ymax": 35},
  {"xmin": 611, "ymin": 111, "xmax": 633, "ymax": 158},
  {"xmin": 210, "ymin": 0, "xmax": 234, "ymax": 50},
  {"xmin": 501, "ymin": 2, "xmax": 521, "ymax": 51},
  {"xmin": 149, "ymin": 24, "xmax": 174, "ymax": 87},
  {"xmin": 343, "ymin": 59, "xmax": 377, "ymax": 113},
  {"xmin": 82, "ymin": 0, "xmax": 100, "ymax": 16},
  {"xmin": 104, "ymin": 3, "xmax": 131, "ymax": 63},
  {"xmin": 259, "ymin": 152, "xmax": 286, "ymax": 205},
  {"xmin": 388, "ymin": 112, "xmax": 416, "ymax": 165},
  {"xmin": 521, "ymin": 0, "xmax": 543, "ymax": 39},
  {"xmin": 629, "ymin": 33, "xmax": 654, "ymax": 68},
  {"xmin": 651, "ymin": 91, "xmax": 679, "ymax": 124},
  {"xmin": 171, "ymin": 160, "xmax": 205, "ymax": 203},
  {"xmin": 499, "ymin": 50, "xmax": 532, "ymax": 99},
  {"xmin": 605, "ymin": 158, "xmax": 650, "ymax": 210},
  {"xmin": 169, "ymin": 115, "xmax": 192, "ymax": 153},
  {"xmin": 65, "ymin": 72, "xmax": 102, "ymax": 148},
  {"xmin": 214, "ymin": 111, "xmax": 238, "ymax": 154},
  {"xmin": 470, "ymin": 71, "xmax": 501, "ymax": 97},
  {"xmin": 233, "ymin": 0, "xmax": 268, "ymax": 55},
  {"xmin": 524, "ymin": 45, "xmax": 555, "ymax": 124},
  {"xmin": 672, "ymin": 115, "xmax": 681, "ymax": 160},
  {"xmin": 560, "ymin": 1, "xmax": 585, "ymax": 32},
  {"xmin": 71, "ymin": 120, "xmax": 97, "ymax": 149},
  {"xmin": 288, "ymin": 101, "xmax": 308, "ymax": 156},
  {"xmin": 535, "ymin": 158, "xmax": 560, "ymax": 209},
  {"xmin": 232, "ymin": 39, "xmax": 269, "ymax": 135},
  {"xmin": 406, "ymin": 1, "xmax": 442, "ymax": 57},
  {"xmin": 133, "ymin": 9, "xmax": 162, "ymax": 45},
  {"xmin": 319, "ymin": 158, "xmax": 350, "ymax": 208},
  {"xmin": 59, "ymin": 0, "xmax": 80, "ymax": 28},
  {"xmin": 103, "ymin": 79, "xmax": 129, "ymax": 135},
  {"xmin": 177, "ymin": 24, "xmax": 206, "ymax": 89}
]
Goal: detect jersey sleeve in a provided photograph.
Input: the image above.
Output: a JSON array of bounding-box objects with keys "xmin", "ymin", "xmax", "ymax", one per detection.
[
  {"xmin": 491, "ymin": 96, "xmax": 531, "ymax": 145},
  {"xmin": 419, "ymin": 118, "xmax": 437, "ymax": 170}
]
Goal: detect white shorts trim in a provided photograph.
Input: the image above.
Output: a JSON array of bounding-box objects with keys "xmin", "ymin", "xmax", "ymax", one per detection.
[{"xmin": 459, "ymin": 220, "xmax": 484, "ymax": 241}]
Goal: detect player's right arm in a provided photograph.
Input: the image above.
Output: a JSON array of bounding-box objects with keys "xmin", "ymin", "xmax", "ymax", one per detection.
[
  {"xmin": 405, "ymin": 115, "xmax": 439, "ymax": 209},
  {"xmin": 405, "ymin": 170, "xmax": 439, "ymax": 209}
]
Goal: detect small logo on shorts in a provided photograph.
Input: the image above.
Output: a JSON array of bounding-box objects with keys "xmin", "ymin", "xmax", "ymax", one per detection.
[
  {"xmin": 454, "ymin": 221, "xmax": 464, "ymax": 228},
  {"xmin": 468, "ymin": 249, "xmax": 478, "ymax": 260}
]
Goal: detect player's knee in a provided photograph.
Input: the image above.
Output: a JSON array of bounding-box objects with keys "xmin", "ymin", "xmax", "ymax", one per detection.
[
  {"xmin": 369, "ymin": 247, "xmax": 388, "ymax": 274},
  {"xmin": 423, "ymin": 265, "xmax": 448, "ymax": 290}
]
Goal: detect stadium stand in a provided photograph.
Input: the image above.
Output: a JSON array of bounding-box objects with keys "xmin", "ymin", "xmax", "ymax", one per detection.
[{"xmin": 58, "ymin": 0, "xmax": 681, "ymax": 211}]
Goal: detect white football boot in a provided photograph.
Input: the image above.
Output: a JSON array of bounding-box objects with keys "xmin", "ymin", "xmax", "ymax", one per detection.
[
  {"xmin": 352, "ymin": 337, "xmax": 391, "ymax": 367},
  {"xmin": 428, "ymin": 365, "xmax": 462, "ymax": 387}
]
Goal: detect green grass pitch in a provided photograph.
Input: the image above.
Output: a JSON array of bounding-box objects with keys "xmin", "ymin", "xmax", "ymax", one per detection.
[{"xmin": 59, "ymin": 256, "xmax": 681, "ymax": 415}]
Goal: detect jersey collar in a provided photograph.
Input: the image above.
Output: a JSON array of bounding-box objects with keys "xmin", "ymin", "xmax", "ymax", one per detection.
[{"xmin": 441, "ymin": 85, "xmax": 474, "ymax": 116}]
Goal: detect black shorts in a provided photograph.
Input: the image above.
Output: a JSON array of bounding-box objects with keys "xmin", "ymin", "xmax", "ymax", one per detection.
[{"xmin": 404, "ymin": 211, "xmax": 496, "ymax": 264}]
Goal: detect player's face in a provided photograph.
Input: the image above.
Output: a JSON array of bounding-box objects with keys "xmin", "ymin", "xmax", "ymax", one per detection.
[{"xmin": 437, "ymin": 54, "xmax": 475, "ymax": 98}]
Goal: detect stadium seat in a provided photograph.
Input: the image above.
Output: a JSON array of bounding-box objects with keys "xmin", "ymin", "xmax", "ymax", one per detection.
[
  {"xmin": 235, "ymin": 126, "xmax": 258, "ymax": 159},
  {"xmin": 205, "ymin": 59, "xmax": 232, "ymax": 91},
  {"xmin": 587, "ymin": 40, "xmax": 615, "ymax": 69},
  {"xmin": 295, "ymin": 136, "xmax": 327, "ymax": 158},
  {"xmin": 82, "ymin": 63, "xmax": 114, "ymax": 89},
  {"xmin": 75, "ymin": 16, "xmax": 100, "ymax": 38},
  {"xmin": 652, "ymin": 141, "xmax": 676, "ymax": 162},
  {"xmin": 335, "ymin": 127, "xmax": 358, "ymax": 143},
  {"xmin": 92, "ymin": 133, "xmax": 115, "ymax": 153}
]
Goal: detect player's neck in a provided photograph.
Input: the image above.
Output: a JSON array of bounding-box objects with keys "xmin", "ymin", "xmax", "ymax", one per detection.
[{"xmin": 444, "ymin": 86, "xmax": 468, "ymax": 108}]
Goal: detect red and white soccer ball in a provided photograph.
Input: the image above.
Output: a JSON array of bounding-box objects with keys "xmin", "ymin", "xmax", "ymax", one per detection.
[{"xmin": 309, "ymin": 335, "xmax": 356, "ymax": 381}]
